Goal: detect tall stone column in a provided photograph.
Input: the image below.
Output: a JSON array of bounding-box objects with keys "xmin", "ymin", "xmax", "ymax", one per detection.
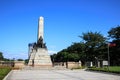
[{"xmin": 38, "ymin": 16, "xmax": 44, "ymax": 40}]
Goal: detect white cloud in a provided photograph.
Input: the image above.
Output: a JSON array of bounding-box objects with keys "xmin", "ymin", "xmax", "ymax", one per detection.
[
  {"xmin": 48, "ymin": 50, "xmax": 57, "ymax": 55},
  {"xmin": 3, "ymin": 52, "xmax": 28, "ymax": 60}
]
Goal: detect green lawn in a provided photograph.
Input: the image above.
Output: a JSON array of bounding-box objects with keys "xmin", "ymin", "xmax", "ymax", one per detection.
[
  {"xmin": 88, "ymin": 66, "xmax": 120, "ymax": 74},
  {"xmin": 109, "ymin": 66, "xmax": 120, "ymax": 72},
  {"xmin": 0, "ymin": 67, "xmax": 11, "ymax": 80}
]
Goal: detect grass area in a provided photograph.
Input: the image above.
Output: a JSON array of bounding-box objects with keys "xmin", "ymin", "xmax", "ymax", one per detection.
[
  {"xmin": 0, "ymin": 67, "xmax": 12, "ymax": 80},
  {"xmin": 109, "ymin": 66, "xmax": 120, "ymax": 72},
  {"xmin": 88, "ymin": 66, "xmax": 120, "ymax": 74}
]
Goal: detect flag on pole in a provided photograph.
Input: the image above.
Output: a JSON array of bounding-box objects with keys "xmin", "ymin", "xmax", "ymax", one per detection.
[{"xmin": 108, "ymin": 42, "xmax": 116, "ymax": 47}]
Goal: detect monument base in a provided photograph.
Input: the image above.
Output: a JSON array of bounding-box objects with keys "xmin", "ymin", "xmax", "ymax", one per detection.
[{"xmin": 28, "ymin": 48, "xmax": 52, "ymax": 68}]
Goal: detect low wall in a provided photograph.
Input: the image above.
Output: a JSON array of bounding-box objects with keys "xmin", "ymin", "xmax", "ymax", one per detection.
[
  {"xmin": 67, "ymin": 62, "xmax": 81, "ymax": 69},
  {"xmin": 14, "ymin": 61, "xmax": 25, "ymax": 69},
  {"xmin": 53, "ymin": 61, "xmax": 82, "ymax": 69},
  {"xmin": 0, "ymin": 61, "xmax": 14, "ymax": 67}
]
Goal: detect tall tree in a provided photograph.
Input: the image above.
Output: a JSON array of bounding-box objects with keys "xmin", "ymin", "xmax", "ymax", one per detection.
[
  {"xmin": 79, "ymin": 32, "xmax": 107, "ymax": 61},
  {"xmin": 108, "ymin": 26, "xmax": 120, "ymax": 66}
]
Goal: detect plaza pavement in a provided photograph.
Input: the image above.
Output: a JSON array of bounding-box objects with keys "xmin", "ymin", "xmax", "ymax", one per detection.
[{"xmin": 4, "ymin": 69, "xmax": 120, "ymax": 80}]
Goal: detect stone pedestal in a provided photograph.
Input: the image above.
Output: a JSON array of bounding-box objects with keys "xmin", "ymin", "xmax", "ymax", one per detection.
[{"xmin": 28, "ymin": 48, "xmax": 52, "ymax": 68}]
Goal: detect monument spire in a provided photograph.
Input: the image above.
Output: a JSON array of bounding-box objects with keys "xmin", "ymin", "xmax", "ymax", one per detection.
[{"xmin": 38, "ymin": 16, "xmax": 44, "ymax": 40}]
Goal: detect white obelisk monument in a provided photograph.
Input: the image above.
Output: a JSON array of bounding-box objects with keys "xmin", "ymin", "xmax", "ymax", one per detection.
[
  {"xmin": 38, "ymin": 17, "xmax": 44, "ymax": 40},
  {"xmin": 28, "ymin": 16, "xmax": 52, "ymax": 68}
]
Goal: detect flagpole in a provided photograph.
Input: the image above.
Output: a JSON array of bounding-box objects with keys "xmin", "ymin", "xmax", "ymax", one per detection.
[{"xmin": 108, "ymin": 43, "xmax": 110, "ymax": 70}]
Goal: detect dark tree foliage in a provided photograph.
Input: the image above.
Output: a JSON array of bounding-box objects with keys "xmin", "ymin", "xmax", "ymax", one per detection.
[
  {"xmin": 51, "ymin": 32, "xmax": 106, "ymax": 65},
  {"xmin": 0, "ymin": 52, "xmax": 4, "ymax": 60},
  {"xmin": 80, "ymin": 32, "xmax": 106, "ymax": 47},
  {"xmin": 67, "ymin": 42, "xmax": 85, "ymax": 53},
  {"xmin": 108, "ymin": 25, "xmax": 120, "ymax": 40},
  {"xmin": 25, "ymin": 59, "xmax": 29, "ymax": 64},
  {"xmin": 17, "ymin": 59, "xmax": 24, "ymax": 61},
  {"xmin": 53, "ymin": 50, "xmax": 79, "ymax": 62},
  {"xmin": 80, "ymin": 32, "xmax": 107, "ymax": 61},
  {"xmin": 108, "ymin": 26, "xmax": 120, "ymax": 66},
  {"xmin": 3, "ymin": 58, "xmax": 10, "ymax": 61},
  {"xmin": 51, "ymin": 31, "xmax": 107, "ymax": 66},
  {"xmin": 66, "ymin": 42, "xmax": 86, "ymax": 64},
  {"xmin": 50, "ymin": 27, "xmax": 120, "ymax": 66}
]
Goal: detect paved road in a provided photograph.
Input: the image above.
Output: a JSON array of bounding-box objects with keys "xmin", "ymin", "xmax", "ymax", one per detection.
[{"xmin": 5, "ymin": 69, "xmax": 120, "ymax": 80}]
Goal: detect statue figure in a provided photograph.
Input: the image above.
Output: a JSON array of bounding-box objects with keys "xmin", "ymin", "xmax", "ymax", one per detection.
[{"xmin": 32, "ymin": 36, "xmax": 47, "ymax": 49}]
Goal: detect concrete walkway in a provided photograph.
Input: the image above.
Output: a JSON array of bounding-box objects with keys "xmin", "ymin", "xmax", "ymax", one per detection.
[{"xmin": 4, "ymin": 69, "xmax": 120, "ymax": 80}]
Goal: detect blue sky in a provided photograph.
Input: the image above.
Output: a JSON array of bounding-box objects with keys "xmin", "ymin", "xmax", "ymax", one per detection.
[{"xmin": 0, "ymin": 0, "xmax": 120, "ymax": 59}]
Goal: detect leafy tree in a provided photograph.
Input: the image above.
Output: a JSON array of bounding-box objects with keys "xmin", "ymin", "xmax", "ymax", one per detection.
[
  {"xmin": 3, "ymin": 58, "xmax": 10, "ymax": 61},
  {"xmin": 66, "ymin": 42, "xmax": 86, "ymax": 64},
  {"xmin": 25, "ymin": 59, "xmax": 29, "ymax": 64},
  {"xmin": 17, "ymin": 59, "xmax": 24, "ymax": 61},
  {"xmin": 53, "ymin": 50, "xmax": 80, "ymax": 62},
  {"xmin": 0, "ymin": 52, "xmax": 4, "ymax": 60},
  {"xmin": 55, "ymin": 51, "xmax": 69, "ymax": 62},
  {"xmin": 50, "ymin": 54, "xmax": 57, "ymax": 62},
  {"xmin": 80, "ymin": 32, "xmax": 106, "ymax": 47},
  {"xmin": 67, "ymin": 42, "xmax": 85, "ymax": 53},
  {"xmin": 108, "ymin": 25, "xmax": 120, "ymax": 40},
  {"xmin": 51, "ymin": 31, "xmax": 107, "ymax": 66},
  {"xmin": 79, "ymin": 32, "xmax": 107, "ymax": 61},
  {"xmin": 68, "ymin": 53, "xmax": 79, "ymax": 62},
  {"xmin": 108, "ymin": 25, "xmax": 120, "ymax": 66}
]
